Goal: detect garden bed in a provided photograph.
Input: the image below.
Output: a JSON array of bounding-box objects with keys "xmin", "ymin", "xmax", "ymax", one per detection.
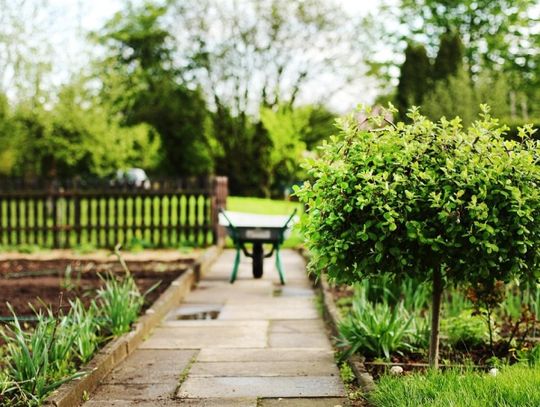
[
  {"xmin": 0, "ymin": 247, "xmax": 223, "ymax": 406},
  {"xmin": 326, "ymin": 277, "xmax": 540, "ymax": 378},
  {"xmin": 0, "ymin": 257, "xmax": 192, "ymax": 318}
]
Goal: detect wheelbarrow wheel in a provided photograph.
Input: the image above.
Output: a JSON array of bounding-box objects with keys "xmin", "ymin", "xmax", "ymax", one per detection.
[{"xmin": 252, "ymin": 242, "xmax": 264, "ymax": 279}]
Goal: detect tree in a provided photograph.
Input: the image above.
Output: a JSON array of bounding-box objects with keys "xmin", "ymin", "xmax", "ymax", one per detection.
[
  {"xmin": 475, "ymin": 70, "xmax": 511, "ymax": 120},
  {"xmin": 398, "ymin": 0, "xmax": 536, "ymax": 73},
  {"xmin": 301, "ymin": 106, "xmax": 337, "ymax": 150},
  {"xmin": 432, "ymin": 31, "xmax": 464, "ymax": 81},
  {"xmin": 0, "ymin": 93, "xmax": 17, "ymax": 175},
  {"xmin": 370, "ymin": 0, "xmax": 538, "ymax": 117},
  {"xmin": 171, "ymin": 0, "xmax": 367, "ymax": 113},
  {"xmin": 96, "ymin": 2, "xmax": 213, "ymax": 176},
  {"xmin": 208, "ymin": 105, "xmax": 272, "ymax": 196},
  {"xmin": 422, "ymin": 67, "xmax": 477, "ymax": 126},
  {"xmin": 260, "ymin": 104, "xmax": 310, "ymax": 194},
  {"xmin": 7, "ymin": 81, "xmax": 161, "ymax": 179},
  {"xmin": 296, "ymin": 106, "xmax": 540, "ymax": 368},
  {"xmin": 0, "ymin": 0, "xmax": 55, "ymax": 102},
  {"xmin": 395, "ymin": 43, "xmax": 431, "ymax": 119},
  {"xmin": 164, "ymin": 0, "xmax": 367, "ymax": 194}
]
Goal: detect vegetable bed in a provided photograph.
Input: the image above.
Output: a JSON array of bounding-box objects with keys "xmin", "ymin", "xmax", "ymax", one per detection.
[
  {"xmin": 0, "ymin": 258, "xmax": 190, "ymax": 318},
  {"xmin": 0, "ymin": 255, "xmax": 191, "ymax": 406}
]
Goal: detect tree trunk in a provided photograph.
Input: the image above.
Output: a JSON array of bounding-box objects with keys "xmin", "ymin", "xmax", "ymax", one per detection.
[{"xmin": 429, "ymin": 267, "xmax": 443, "ymax": 369}]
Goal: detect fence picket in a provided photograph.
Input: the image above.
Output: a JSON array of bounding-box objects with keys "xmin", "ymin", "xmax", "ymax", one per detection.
[{"xmin": 0, "ymin": 177, "xmax": 228, "ymax": 249}]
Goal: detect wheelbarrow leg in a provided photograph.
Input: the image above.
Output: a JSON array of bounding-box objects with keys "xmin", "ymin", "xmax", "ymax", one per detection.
[
  {"xmin": 275, "ymin": 245, "xmax": 286, "ymax": 285},
  {"xmin": 230, "ymin": 246, "xmax": 241, "ymax": 283}
]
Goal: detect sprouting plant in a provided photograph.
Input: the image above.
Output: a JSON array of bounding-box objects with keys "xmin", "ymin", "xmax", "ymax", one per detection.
[
  {"xmin": 339, "ymin": 362, "xmax": 355, "ymax": 384},
  {"xmin": 337, "ymin": 286, "xmax": 416, "ymax": 360},
  {"xmin": 67, "ymin": 299, "xmax": 101, "ymax": 364},
  {"xmin": 60, "ymin": 264, "xmax": 81, "ymax": 292},
  {"xmin": 95, "ymin": 272, "xmax": 144, "ymax": 336},
  {"xmin": 517, "ymin": 343, "xmax": 540, "ymax": 367},
  {"xmin": 96, "ymin": 245, "xmax": 159, "ymax": 336},
  {"xmin": 0, "ymin": 303, "xmax": 84, "ymax": 405}
]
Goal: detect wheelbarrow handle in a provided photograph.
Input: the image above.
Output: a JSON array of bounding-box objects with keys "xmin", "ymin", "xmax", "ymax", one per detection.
[
  {"xmin": 282, "ymin": 208, "xmax": 298, "ymax": 231},
  {"xmin": 219, "ymin": 207, "xmax": 239, "ymax": 238}
]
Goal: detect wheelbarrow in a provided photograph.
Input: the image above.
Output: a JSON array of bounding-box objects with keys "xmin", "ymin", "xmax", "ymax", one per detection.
[{"xmin": 219, "ymin": 208, "xmax": 298, "ymax": 284}]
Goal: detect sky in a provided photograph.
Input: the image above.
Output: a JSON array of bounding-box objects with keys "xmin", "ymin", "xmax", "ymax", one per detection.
[{"xmin": 4, "ymin": 0, "xmax": 387, "ymax": 112}]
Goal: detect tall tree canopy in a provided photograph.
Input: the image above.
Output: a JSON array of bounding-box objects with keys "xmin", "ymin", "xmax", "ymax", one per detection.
[
  {"xmin": 96, "ymin": 2, "xmax": 213, "ymax": 176},
  {"xmin": 395, "ymin": 43, "xmax": 431, "ymax": 118},
  {"xmin": 432, "ymin": 30, "xmax": 464, "ymax": 81}
]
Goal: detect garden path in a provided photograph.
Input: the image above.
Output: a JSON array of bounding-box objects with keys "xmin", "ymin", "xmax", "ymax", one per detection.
[{"xmin": 82, "ymin": 249, "xmax": 346, "ymax": 406}]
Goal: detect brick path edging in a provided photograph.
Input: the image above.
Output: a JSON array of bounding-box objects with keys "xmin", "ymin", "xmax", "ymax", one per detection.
[
  {"xmin": 43, "ymin": 245, "xmax": 223, "ymax": 407},
  {"xmin": 318, "ymin": 274, "xmax": 376, "ymax": 393}
]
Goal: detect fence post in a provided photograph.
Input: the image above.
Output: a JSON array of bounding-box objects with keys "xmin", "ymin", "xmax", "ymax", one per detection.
[{"xmin": 211, "ymin": 176, "xmax": 228, "ymax": 246}]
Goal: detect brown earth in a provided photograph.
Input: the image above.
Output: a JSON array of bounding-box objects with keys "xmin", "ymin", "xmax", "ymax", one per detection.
[{"xmin": 0, "ymin": 258, "xmax": 191, "ymax": 317}]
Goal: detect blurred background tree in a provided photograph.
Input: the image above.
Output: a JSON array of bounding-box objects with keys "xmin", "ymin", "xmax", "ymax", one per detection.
[{"xmin": 0, "ymin": 0, "xmax": 537, "ymax": 195}]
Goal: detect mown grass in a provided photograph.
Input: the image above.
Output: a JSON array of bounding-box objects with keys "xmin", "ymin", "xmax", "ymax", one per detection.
[
  {"xmin": 227, "ymin": 196, "xmax": 302, "ymax": 215},
  {"xmin": 226, "ymin": 196, "xmax": 303, "ymax": 248},
  {"xmin": 369, "ymin": 365, "xmax": 540, "ymax": 407}
]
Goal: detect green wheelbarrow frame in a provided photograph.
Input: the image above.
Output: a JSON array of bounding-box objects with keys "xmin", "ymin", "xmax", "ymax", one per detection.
[{"xmin": 219, "ymin": 208, "xmax": 298, "ymax": 285}]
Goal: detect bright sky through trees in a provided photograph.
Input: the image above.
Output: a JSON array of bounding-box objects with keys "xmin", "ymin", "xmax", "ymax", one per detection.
[{"xmin": 3, "ymin": 0, "xmax": 383, "ymax": 112}]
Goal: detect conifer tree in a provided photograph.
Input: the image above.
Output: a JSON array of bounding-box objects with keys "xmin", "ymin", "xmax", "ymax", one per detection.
[
  {"xmin": 395, "ymin": 43, "xmax": 431, "ymax": 119},
  {"xmin": 432, "ymin": 31, "xmax": 464, "ymax": 81}
]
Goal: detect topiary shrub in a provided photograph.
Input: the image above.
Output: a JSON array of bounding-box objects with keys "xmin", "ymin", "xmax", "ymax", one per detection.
[{"xmin": 296, "ymin": 105, "xmax": 540, "ymax": 367}]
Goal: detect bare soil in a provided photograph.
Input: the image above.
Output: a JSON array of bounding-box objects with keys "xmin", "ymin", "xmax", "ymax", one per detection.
[{"xmin": 0, "ymin": 258, "xmax": 191, "ymax": 317}]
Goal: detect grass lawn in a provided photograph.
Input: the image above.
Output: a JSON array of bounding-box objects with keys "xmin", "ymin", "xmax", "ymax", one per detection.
[
  {"xmin": 369, "ymin": 365, "xmax": 540, "ymax": 407},
  {"xmin": 226, "ymin": 196, "xmax": 304, "ymax": 248}
]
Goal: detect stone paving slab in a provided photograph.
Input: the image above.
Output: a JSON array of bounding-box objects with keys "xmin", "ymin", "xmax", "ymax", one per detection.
[
  {"xmin": 83, "ymin": 400, "xmax": 179, "ymax": 406},
  {"xmin": 270, "ymin": 319, "xmax": 326, "ymax": 333},
  {"xmin": 218, "ymin": 300, "xmax": 318, "ymax": 320},
  {"xmin": 196, "ymin": 348, "xmax": 335, "ymax": 363},
  {"xmin": 177, "ymin": 397, "xmax": 258, "ymax": 406},
  {"xmin": 139, "ymin": 323, "xmax": 268, "ymax": 349},
  {"xmin": 177, "ymin": 376, "xmax": 345, "ymax": 398},
  {"xmin": 269, "ymin": 332, "xmax": 332, "ymax": 348},
  {"xmin": 160, "ymin": 319, "xmax": 269, "ymax": 328},
  {"xmin": 91, "ymin": 383, "xmax": 176, "ymax": 401},
  {"xmin": 260, "ymin": 398, "xmax": 348, "ymax": 407},
  {"xmin": 187, "ymin": 280, "xmax": 275, "ymax": 302},
  {"xmin": 82, "ymin": 250, "xmax": 346, "ymax": 406},
  {"xmin": 274, "ymin": 285, "xmax": 315, "ymax": 297},
  {"xmin": 104, "ymin": 349, "xmax": 196, "ymax": 384},
  {"xmin": 189, "ymin": 360, "xmax": 340, "ymax": 377},
  {"xmin": 165, "ymin": 303, "xmax": 223, "ymax": 320}
]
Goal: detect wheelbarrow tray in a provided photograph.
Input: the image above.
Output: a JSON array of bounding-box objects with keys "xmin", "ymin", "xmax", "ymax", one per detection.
[{"xmin": 219, "ymin": 210, "xmax": 297, "ymax": 284}]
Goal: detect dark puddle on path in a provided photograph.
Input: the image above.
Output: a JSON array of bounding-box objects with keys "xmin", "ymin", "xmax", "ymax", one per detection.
[
  {"xmin": 177, "ymin": 310, "xmax": 220, "ymax": 320},
  {"xmin": 167, "ymin": 304, "xmax": 222, "ymax": 320}
]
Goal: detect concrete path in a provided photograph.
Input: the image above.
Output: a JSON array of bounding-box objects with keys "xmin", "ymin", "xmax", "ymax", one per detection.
[{"xmin": 83, "ymin": 250, "xmax": 346, "ymax": 406}]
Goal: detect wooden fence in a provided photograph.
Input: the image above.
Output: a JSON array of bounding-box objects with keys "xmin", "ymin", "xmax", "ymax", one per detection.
[{"xmin": 0, "ymin": 177, "xmax": 228, "ymax": 249}]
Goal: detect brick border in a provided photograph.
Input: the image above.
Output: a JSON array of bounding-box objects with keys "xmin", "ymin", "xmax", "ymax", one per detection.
[
  {"xmin": 318, "ymin": 274, "xmax": 376, "ymax": 393},
  {"xmin": 43, "ymin": 245, "xmax": 223, "ymax": 407}
]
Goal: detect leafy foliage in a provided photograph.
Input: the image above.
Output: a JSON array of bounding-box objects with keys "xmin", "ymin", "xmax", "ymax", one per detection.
[
  {"xmin": 96, "ymin": 2, "xmax": 213, "ymax": 177},
  {"xmin": 297, "ymin": 105, "xmax": 540, "ymax": 365},
  {"xmin": 338, "ymin": 289, "xmax": 415, "ymax": 360},
  {"xmin": 96, "ymin": 272, "xmax": 145, "ymax": 336},
  {"xmin": 337, "ymin": 278, "xmax": 429, "ymax": 360},
  {"xmin": 297, "ymin": 105, "xmax": 540, "ymax": 286},
  {"xmin": 0, "ymin": 252, "xmax": 156, "ymax": 404},
  {"xmin": 421, "ymin": 67, "xmax": 477, "ymax": 126},
  {"xmin": 260, "ymin": 104, "xmax": 310, "ymax": 192},
  {"xmin": 0, "ymin": 305, "xmax": 85, "ymax": 405},
  {"xmin": 432, "ymin": 30, "xmax": 464, "ymax": 82},
  {"xmin": 395, "ymin": 43, "xmax": 431, "ymax": 118},
  {"xmin": 442, "ymin": 311, "xmax": 489, "ymax": 347}
]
